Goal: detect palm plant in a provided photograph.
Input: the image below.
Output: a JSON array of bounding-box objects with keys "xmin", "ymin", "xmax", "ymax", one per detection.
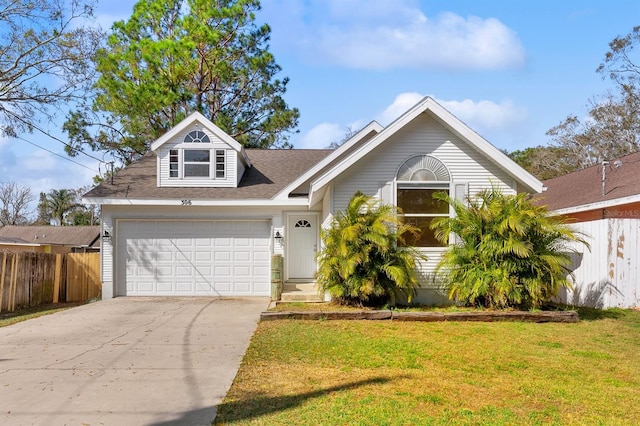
[
  {"xmin": 317, "ymin": 192, "xmax": 426, "ymax": 307},
  {"xmin": 44, "ymin": 189, "xmax": 82, "ymax": 226},
  {"xmin": 431, "ymin": 188, "xmax": 588, "ymax": 309}
]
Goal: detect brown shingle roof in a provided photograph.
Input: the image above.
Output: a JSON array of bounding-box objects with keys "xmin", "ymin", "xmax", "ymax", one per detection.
[
  {"xmin": 0, "ymin": 226, "xmax": 100, "ymax": 247},
  {"xmin": 539, "ymin": 151, "xmax": 640, "ymax": 210},
  {"xmin": 85, "ymin": 149, "xmax": 332, "ymax": 200}
]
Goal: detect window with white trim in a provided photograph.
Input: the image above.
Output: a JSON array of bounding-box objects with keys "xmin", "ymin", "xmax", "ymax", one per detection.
[
  {"xmin": 396, "ymin": 155, "xmax": 451, "ymax": 247},
  {"xmin": 166, "ymin": 130, "xmax": 227, "ymax": 179},
  {"xmin": 184, "ymin": 130, "xmax": 210, "ymax": 143},
  {"xmin": 169, "ymin": 149, "xmax": 179, "ymax": 177},
  {"xmin": 215, "ymin": 149, "xmax": 225, "ymax": 179},
  {"xmin": 184, "ymin": 149, "xmax": 210, "ymax": 177}
]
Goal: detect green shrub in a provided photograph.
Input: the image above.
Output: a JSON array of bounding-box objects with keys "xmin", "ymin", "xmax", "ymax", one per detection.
[
  {"xmin": 431, "ymin": 188, "xmax": 588, "ymax": 309},
  {"xmin": 316, "ymin": 192, "xmax": 426, "ymax": 307}
]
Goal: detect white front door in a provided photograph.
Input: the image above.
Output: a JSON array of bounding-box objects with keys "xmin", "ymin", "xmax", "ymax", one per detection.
[{"xmin": 287, "ymin": 214, "xmax": 318, "ymax": 279}]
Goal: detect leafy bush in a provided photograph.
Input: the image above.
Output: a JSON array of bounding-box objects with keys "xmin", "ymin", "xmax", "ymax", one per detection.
[
  {"xmin": 317, "ymin": 192, "xmax": 426, "ymax": 307},
  {"xmin": 431, "ymin": 188, "xmax": 588, "ymax": 309}
]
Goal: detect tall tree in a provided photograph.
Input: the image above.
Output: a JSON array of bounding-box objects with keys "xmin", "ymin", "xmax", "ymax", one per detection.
[
  {"xmin": 0, "ymin": 182, "xmax": 34, "ymax": 226},
  {"xmin": 33, "ymin": 191, "xmax": 53, "ymax": 225},
  {"xmin": 43, "ymin": 189, "xmax": 81, "ymax": 226},
  {"xmin": 533, "ymin": 26, "xmax": 640, "ymax": 179},
  {"xmin": 545, "ymin": 91, "xmax": 640, "ymax": 171},
  {"xmin": 64, "ymin": 0, "xmax": 299, "ymax": 164},
  {"xmin": 0, "ymin": 0, "xmax": 101, "ymax": 137}
]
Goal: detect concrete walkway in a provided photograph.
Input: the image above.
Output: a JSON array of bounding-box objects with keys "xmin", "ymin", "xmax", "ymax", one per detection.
[{"xmin": 0, "ymin": 297, "xmax": 268, "ymax": 426}]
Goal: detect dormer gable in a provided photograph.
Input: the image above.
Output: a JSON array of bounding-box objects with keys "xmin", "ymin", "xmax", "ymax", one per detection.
[{"xmin": 151, "ymin": 112, "xmax": 251, "ymax": 188}]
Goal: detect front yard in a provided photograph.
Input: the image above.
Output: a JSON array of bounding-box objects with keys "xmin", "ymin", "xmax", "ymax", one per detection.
[{"xmin": 216, "ymin": 308, "xmax": 640, "ymax": 425}]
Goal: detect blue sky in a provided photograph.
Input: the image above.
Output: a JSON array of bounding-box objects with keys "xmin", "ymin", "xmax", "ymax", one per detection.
[{"xmin": 1, "ymin": 0, "xmax": 639, "ymax": 202}]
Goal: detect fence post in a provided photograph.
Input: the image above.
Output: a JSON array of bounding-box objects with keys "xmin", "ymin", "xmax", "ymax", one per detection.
[
  {"xmin": 53, "ymin": 254, "xmax": 62, "ymax": 304},
  {"xmin": 0, "ymin": 252, "xmax": 6, "ymax": 313}
]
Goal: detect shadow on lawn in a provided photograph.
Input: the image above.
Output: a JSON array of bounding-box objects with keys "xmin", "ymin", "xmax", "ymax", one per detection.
[{"xmin": 215, "ymin": 376, "xmax": 394, "ymax": 423}]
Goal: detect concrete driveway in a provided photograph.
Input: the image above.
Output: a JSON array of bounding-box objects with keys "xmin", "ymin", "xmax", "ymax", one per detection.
[{"xmin": 0, "ymin": 297, "xmax": 268, "ymax": 425}]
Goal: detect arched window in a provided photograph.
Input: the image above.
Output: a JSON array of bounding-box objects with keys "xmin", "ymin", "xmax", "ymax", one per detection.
[
  {"xmin": 183, "ymin": 130, "xmax": 210, "ymax": 143},
  {"xmin": 396, "ymin": 155, "xmax": 450, "ymax": 247}
]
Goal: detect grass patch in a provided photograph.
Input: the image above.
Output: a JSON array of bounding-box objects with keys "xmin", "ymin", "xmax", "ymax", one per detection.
[
  {"xmin": 0, "ymin": 303, "xmax": 84, "ymax": 327},
  {"xmin": 217, "ymin": 309, "xmax": 640, "ymax": 425}
]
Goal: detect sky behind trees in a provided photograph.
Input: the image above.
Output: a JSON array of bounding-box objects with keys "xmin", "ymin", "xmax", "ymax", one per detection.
[{"xmin": 1, "ymin": 0, "xmax": 639, "ymax": 198}]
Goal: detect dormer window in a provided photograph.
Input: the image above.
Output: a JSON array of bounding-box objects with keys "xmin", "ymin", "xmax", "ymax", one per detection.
[{"xmin": 167, "ymin": 130, "xmax": 226, "ymax": 179}]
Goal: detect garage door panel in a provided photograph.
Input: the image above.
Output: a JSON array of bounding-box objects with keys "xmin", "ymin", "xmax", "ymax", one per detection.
[{"xmin": 118, "ymin": 220, "xmax": 270, "ymax": 296}]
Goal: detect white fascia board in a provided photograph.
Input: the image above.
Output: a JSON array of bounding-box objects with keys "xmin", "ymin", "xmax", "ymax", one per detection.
[
  {"xmin": 309, "ymin": 99, "xmax": 433, "ymax": 200},
  {"xmin": 309, "ymin": 96, "xmax": 543, "ymax": 202},
  {"xmin": 82, "ymin": 197, "xmax": 309, "ymax": 207},
  {"xmin": 550, "ymin": 193, "xmax": 640, "ymax": 215},
  {"xmin": 273, "ymin": 121, "xmax": 384, "ymax": 200},
  {"xmin": 425, "ymin": 102, "xmax": 544, "ymax": 194},
  {"xmin": 150, "ymin": 111, "xmax": 251, "ymax": 168},
  {"xmin": 308, "ymin": 185, "xmax": 327, "ymax": 209}
]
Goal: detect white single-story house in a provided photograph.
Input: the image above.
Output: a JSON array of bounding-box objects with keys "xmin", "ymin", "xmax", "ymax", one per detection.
[
  {"xmin": 85, "ymin": 96, "xmax": 543, "ymax": 304},
  {"xmin": 540, "ymin": 151, "xmax": 640, "ymax": 309}
]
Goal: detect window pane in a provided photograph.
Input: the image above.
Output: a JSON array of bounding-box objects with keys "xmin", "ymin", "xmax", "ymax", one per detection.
[
  {"xmin": 397, "ymin": 188, "xmax": 449, "ymax": 214},
  {"xmin": 184, "ymin": 150, "xmax": 209, "ymax": 162},
  {"xmin": 400, "ymin": 217, "xmax": 447, "ymax": 247},
  {"xmin": 184, "ymin": 164, "xmax": 209, "ymax": 177}
]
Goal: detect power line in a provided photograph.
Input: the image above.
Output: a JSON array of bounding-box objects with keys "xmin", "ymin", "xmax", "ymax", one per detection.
[{"xmin": 14, "ymin": 136, "xmax": 101, "ymax": 174}]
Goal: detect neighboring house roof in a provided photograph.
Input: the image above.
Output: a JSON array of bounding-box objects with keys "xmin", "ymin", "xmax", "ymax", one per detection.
[
  {"xmin": 540, "ymin": 150, "xmax": 640, "ymax": 213},
  {"xmin": 84, "ymin": 149, "xmax": 332, "ymax": 203},
  {"xmin": 307, "ymin": 96, "xmax": 544, "ymax": 206},
  {"xmin": 0, "ymin": 236, "xmax": 31, "ymax": 244},
  {"xmin": 0, "ymin": 226, "xmax": 101, "ymax": 247}
]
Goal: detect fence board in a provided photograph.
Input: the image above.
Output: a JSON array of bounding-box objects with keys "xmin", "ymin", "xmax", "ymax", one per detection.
[
  {"xmin": 66, "ymin": 253, "xmax": 101, "ymax": 302},
  {"xmin": 0, "ymin": 251, "xmax": 101, "ymax": 312}
]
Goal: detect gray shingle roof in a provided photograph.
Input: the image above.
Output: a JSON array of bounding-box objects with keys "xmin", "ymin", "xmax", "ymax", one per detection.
[
  {"xmin": 84, "ymin": 149, "xmax": 333, "ymax": 200},
  {"xmin": 0, "ymin": 226, "xmax": 100, "ymax": 247},
  {"xmin": 539, "ymin": 150, "xmax": 640, "ymax": 211}
]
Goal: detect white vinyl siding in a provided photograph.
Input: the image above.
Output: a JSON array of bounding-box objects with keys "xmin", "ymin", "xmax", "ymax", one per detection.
[
  {"xmin": 330, "ymin": 112, "xmax": 518, "ymax": 294},
  {"xmin": 157, "ymin": 128, "xmax": 238, "ymax": 187},
  {"xmin": 333, "ymin": 113, "xmax": 516, "ymax": 213}
]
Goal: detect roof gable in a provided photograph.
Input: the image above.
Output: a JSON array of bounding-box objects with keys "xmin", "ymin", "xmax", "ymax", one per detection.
[
  {"xmin": 308, "ymin": 97, "xmax": 544, "ymax": 206},
  {"xmin": 150, "ymin": 112, "xmax": 251, "ymax": 167},
  {"xmin": 274, "ymin": 120, "xmax": 383, "ymax": 199}
]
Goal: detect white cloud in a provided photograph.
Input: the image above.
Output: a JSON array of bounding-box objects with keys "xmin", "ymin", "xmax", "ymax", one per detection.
[
  {"xmin": 376, "ymin": 92, "xmax": 527, "ymax": 133},
  {"xmin": 438, "ymin": 98, "xmax": 527, "ymax": 132},
  {"xmin": 297, "ymin": 122, "xmax": 344, "ymax": 149},
  {"xmin": 377, "ymin": 92, "xmax": 425, "ymax": 125},
  {"xmin": 286, "ymin": 1, "xmax": 525, "ymax": 70}
]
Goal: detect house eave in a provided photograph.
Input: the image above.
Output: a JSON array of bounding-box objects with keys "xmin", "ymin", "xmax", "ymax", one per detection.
[
  {"xmin": 83, "ymin": 197, "xmax": 310, "ymax": 207},
  {"xmin": 550, "ymin": 193, "xmax": 640, "ymax": 215}
]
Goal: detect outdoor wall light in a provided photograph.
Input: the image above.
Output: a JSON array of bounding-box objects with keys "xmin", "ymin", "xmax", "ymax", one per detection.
[
  {"xmin": 102, "ymin": 230, "xmax": 111, "ymax": 241},
  {"xmin": 274, "ymin": 231, "xmax": 282, "ymax": 242}
]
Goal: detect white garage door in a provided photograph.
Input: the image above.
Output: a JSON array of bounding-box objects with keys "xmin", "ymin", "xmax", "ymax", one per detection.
[{"xmin": 117, "ymin": 220, "xmax": 271, "ymax": 296}]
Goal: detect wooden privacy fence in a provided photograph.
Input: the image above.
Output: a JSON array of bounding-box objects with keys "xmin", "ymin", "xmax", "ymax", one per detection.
[{"xmin": 0, "ymin": 251, "xmax": 101, "ymax": 313}]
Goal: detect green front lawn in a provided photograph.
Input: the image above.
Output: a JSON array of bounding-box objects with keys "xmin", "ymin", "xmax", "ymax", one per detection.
[
  {"xmin": 217, "ymin": 308, "xmax": 640, "ymax": 425},
  {"xmin": 0, "ymin": 303, "xmax": 83, "ymax": 328}
]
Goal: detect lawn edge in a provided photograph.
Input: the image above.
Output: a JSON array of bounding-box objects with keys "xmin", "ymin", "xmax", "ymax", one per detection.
[{"xmin": 260, "ymin": 310, "xmax": 579, "ymax": 323}]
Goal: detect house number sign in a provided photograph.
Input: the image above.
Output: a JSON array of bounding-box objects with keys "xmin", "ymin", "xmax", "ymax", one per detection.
[{"xmin": 181, "ymin": 200, "xmax": 192, "ymax": 205}]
